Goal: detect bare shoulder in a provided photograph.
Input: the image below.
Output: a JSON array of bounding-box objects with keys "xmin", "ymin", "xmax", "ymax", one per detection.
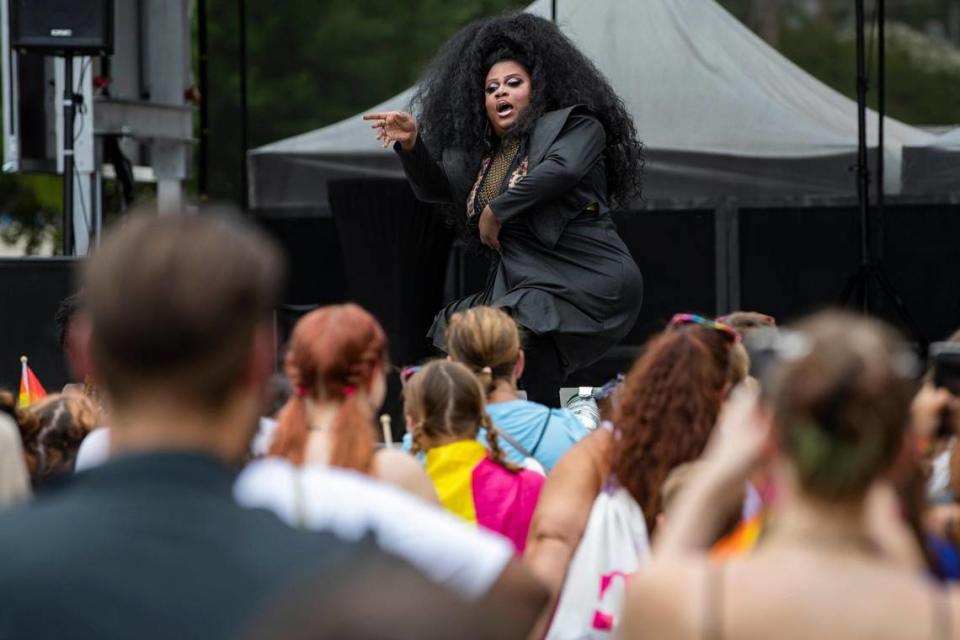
[
  {"xmin": 621, "ymin": 559, "xmax": 703, "ymax": 639},
  {"xmin": 532, "ymin": 429, "xmax": 612, "ymax": 529},
  {"xmin": 553, "ymin": 428, "xmax": 613, "ymax": 481},
  {"xmin": 525, "ymin": 429, "xmax": 616, "ymax": 598},
  {"xmin": 946, "ymin": 587, "xmax": 960, "ymax": 637},
  {"xmin": 532, "ymin": 429, "xmax": 613, "ymax": 528},
  {"xmin": 373, "ymin": 448, "xmax": 439, "ymax": 505}
]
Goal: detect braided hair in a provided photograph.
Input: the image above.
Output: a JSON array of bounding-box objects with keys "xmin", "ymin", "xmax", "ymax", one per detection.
[
  {"xmin": 403, "ymin": 359, "xmax": 518, "ymax": 472},
  {"xmin": 269, "ymin": 304, "xmax": 388, "ymax": 473}
]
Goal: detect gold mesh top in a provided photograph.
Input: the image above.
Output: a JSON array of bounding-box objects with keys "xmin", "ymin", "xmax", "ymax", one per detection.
[{"xmin": 472, "ymin": 137, "xmax": 521, "ymax": 218}]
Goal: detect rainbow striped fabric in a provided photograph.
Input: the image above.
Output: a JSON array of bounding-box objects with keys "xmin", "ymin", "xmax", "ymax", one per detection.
[
  {"xmin": 424, "ymin": 440, "xmax": 544, "ymax": 553},
  {"xmin": 710, "ymin": 512, "xmax": 764, "ymax": 558}
]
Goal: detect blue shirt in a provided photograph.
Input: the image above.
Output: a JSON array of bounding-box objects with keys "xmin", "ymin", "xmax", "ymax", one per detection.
[
  {"xmin": 401, "ymin": 400, "xmax": 590, "ymax": 473},
  {"xmin": 482, "ymin": 400, "xmax": 589, "ymax": 472}
]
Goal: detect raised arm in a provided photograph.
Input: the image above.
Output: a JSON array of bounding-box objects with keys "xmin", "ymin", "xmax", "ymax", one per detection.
[
  {"xmin": 523, "ymin": 429, "xmax": 611, "ymax": 634},
  {"xmin": 488, "ymin": 114, "xmax": 605, "ymax": 225},
  {"xmin": 364, "ymin": 111, "xmax": 454, "ymax": 204},
  {"xmin": 654, "ymin": 387, "xmax": 770, "ymax": 562}
]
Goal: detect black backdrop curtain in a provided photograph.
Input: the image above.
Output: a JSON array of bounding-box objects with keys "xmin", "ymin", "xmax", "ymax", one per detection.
[{"xmin": 328, "ymin": 178, "xmax": 455, "ymax": 435}]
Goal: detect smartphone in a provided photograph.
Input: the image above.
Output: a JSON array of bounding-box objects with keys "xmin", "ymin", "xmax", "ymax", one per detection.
[
  {"xmin": 930, "ymin": 342, "xmax": 960, "ymax": 439},
  {"xmin": 931, "ymin": 342, "xmax": 960, "ymax": 396}
]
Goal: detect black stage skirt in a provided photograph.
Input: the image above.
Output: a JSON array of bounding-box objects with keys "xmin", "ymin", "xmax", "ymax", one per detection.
[{"xmin": 427, "ymin": 209, "xmax": 643, "ymax": 378}]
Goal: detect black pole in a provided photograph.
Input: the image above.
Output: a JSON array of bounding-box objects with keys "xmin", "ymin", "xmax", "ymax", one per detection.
[
  {"xmin": 854, "ymin": 0, "xmax": 870, "ymax": 311},
  {"xmin": 843, "ymin": 0, "xmax": 921, "ymax": 344},
  {"xmin": 238, "ymin": 0, "xmax": 249, "ymax": 209},
  {"xmin": 198, "ymin": 0, "xmax": 209, "ymax": 202},
  {"xmin": 62, "ymin": 54, "xmax": 75, "ymax": 256},
  {"xmin": 551, "ymin": 0, "xmax": 557, "ymax": 22},
  {"xmin": 875, "ymin": 0, "xmax": 885, "ymax": 259}
]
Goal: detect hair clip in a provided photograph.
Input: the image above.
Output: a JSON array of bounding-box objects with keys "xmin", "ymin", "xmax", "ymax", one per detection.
[
  {"xmin": 400, "ymin": 366, "xmax": 422, "ymax": 383},
  {"xmin": 669, "ymin": 313, "xmax": 740, "ymax": 345},
  {"xmin": 294, "ymin": 385, "xmax": 308, "ymax": 398},
  {"xmin": 344, "ymin": 386, "xmax": 357, "ymax": 398}
]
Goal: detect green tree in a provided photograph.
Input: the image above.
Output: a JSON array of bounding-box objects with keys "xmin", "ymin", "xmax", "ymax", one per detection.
[
  {"xmin": 205, "ymin": 0, "xmax": 526, "ymax": 204},
  {"xmin": 720, "ymin": 0, "xmax": 960, "ymax": 125}
]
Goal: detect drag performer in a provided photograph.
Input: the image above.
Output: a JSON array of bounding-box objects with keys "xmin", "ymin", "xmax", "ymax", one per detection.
[{"xmin": 365, "ymin": 13, "xmax": 643, "ymax": 406}]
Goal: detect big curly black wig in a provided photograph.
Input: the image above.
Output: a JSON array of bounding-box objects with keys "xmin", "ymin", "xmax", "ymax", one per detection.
[{"xmin": 411, "ymin": 12, "xmax": 644, "ymax": 208}]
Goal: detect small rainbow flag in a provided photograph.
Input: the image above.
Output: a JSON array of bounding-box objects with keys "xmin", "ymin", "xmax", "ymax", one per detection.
[
  {"xmin": 710, "ymin": 512, "xmax": 764, "ymax": 558},
  {"xmin": 18, "ymin": 356, "xmax": 47, "ymax": 408}
]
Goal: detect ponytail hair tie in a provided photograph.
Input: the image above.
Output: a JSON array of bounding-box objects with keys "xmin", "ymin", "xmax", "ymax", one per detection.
[
  {"xmin": 344, "ymin": 385, "xmax": 357, "ymax": 398},
  {"xmin": 294, "ymin": 385, "xmax": 308, "ymax": 398}
]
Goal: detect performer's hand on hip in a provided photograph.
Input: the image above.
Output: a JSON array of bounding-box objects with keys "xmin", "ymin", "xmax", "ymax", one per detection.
[
  {"xmin": 479, "ymin": 205, "xmax": 502, "ymax": 254},
  {"xmin": 363, "ymin": 111, "xmax": 418, "ymax": 151}
]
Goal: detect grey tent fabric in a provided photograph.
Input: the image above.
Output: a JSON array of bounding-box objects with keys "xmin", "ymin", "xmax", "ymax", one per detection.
[
  {"xmin": 901, "ymin": 128, "xmax": 960, "ymax": 195},
  {"xmin": 249, "ymin": 0, "xmax": 933, "ymax": 212}
]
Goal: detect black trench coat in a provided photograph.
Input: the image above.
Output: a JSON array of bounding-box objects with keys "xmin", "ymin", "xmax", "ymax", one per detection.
[{"xmin": 397, "ymin": 106, "xmax": 643, "ymax": 377}]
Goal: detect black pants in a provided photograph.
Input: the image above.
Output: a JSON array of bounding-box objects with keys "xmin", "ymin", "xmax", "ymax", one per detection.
[{"xmin": 519, "ymin": 331, "xmax": 565, "ymax": 408}]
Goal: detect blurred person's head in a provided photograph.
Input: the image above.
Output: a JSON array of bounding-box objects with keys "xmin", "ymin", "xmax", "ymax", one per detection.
[
  {"xmin": 768, "ymin": 311, "xmax": 914, "ymax": 503},
  {"xmin": 719, "ymin": 311, "xmax": 777, "ymax": 388},
  {"xmin": 445, "ymin": 306, "xmax": 524, "ymax": 397},
  {"xmin": 0, "ymin": 391, "xmax": 31, "ymax": 506},
  {"xmin": 22, "ymin": 393, "xmax": 96, "ymax": 485},
  {"xmin": 83, "ymin": 210, "xmax": 283, "ymax": 463},
  {"xmin": 56, "ymin": 292, "xmax": 98, "ymax": 397},
  {"xmin": 403, "ymin": 360, "xmax": 515, "ymax": 470},
  {"xmin": 268, "ymin": 304, "xmax": 388, "ymax": 471},
  {"xmin": 612, "ymin": 316, "xmax": 736, "ymax": 533},
  {"xmin": 717, "ymin": 311, "xmax": 776, "ymax": 337},
  {"xmin": 721, "ymin": 311, "xmax": 779, "ymax": 382}
]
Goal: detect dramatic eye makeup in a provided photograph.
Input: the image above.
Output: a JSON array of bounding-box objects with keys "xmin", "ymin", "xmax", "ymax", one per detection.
[{"xmin": 485, "ymin": 74, "xmax": 525, "ymax": 94}]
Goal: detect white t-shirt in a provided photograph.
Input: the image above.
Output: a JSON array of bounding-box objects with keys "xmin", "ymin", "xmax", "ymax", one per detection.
[
  {"xmin": 234, "ymin": 458, "xmax": 515, "ymax": 599},
  {"xmin": 75, "ymin": 418, "xmax": 281, "ymax": 473},
  {"xmin": 74, "ymin": 426, "xmax": 111, "ymax": 472}
]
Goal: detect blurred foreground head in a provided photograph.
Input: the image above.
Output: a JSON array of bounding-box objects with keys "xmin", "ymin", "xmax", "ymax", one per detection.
[
  {"xmin": 244, "ymin": 552, "xmax": 514, "ymax": 640},
  {"xmin": 83, "ymin": 210, "xmax": 283, "ymax": 417},
  {"xmin": 769, "ymin": 310, "xmax": 915, "ymax": 501}
]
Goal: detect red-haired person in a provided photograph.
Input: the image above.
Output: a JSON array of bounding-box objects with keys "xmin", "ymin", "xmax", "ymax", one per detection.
[
  {"xmin": 241, "ymin": 312, "xmax": 550, "ymax": 629},
  {"xmin": 268, "ymin": 304, "xmax": 437, "ymax": 503},
  {"xmin": 524, "ymin": 314, "xmax": 741, "ymax": 635}
]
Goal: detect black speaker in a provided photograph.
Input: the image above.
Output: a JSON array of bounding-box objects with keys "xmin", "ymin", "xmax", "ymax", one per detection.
[{"xmin": 9, "ymin": 0, "xmax": 113, "ymax": 55}]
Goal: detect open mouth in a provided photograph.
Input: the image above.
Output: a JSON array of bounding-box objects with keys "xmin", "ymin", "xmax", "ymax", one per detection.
[{"xmin": 496, "ymin": 100, "xmax": 514, "ymax": 118}]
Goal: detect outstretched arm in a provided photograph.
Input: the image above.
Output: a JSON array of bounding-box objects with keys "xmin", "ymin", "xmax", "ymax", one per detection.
[
  {"xmin": 395, "ymin": 138, "xmax": 454, "ymax": 204},
  {"xmin": 364, "ymin": 110, "xmax": 454, "ymax": 204},
  {"xmin": 488, "ymin": 115, "xmax": 605, "ymax": 225}
]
